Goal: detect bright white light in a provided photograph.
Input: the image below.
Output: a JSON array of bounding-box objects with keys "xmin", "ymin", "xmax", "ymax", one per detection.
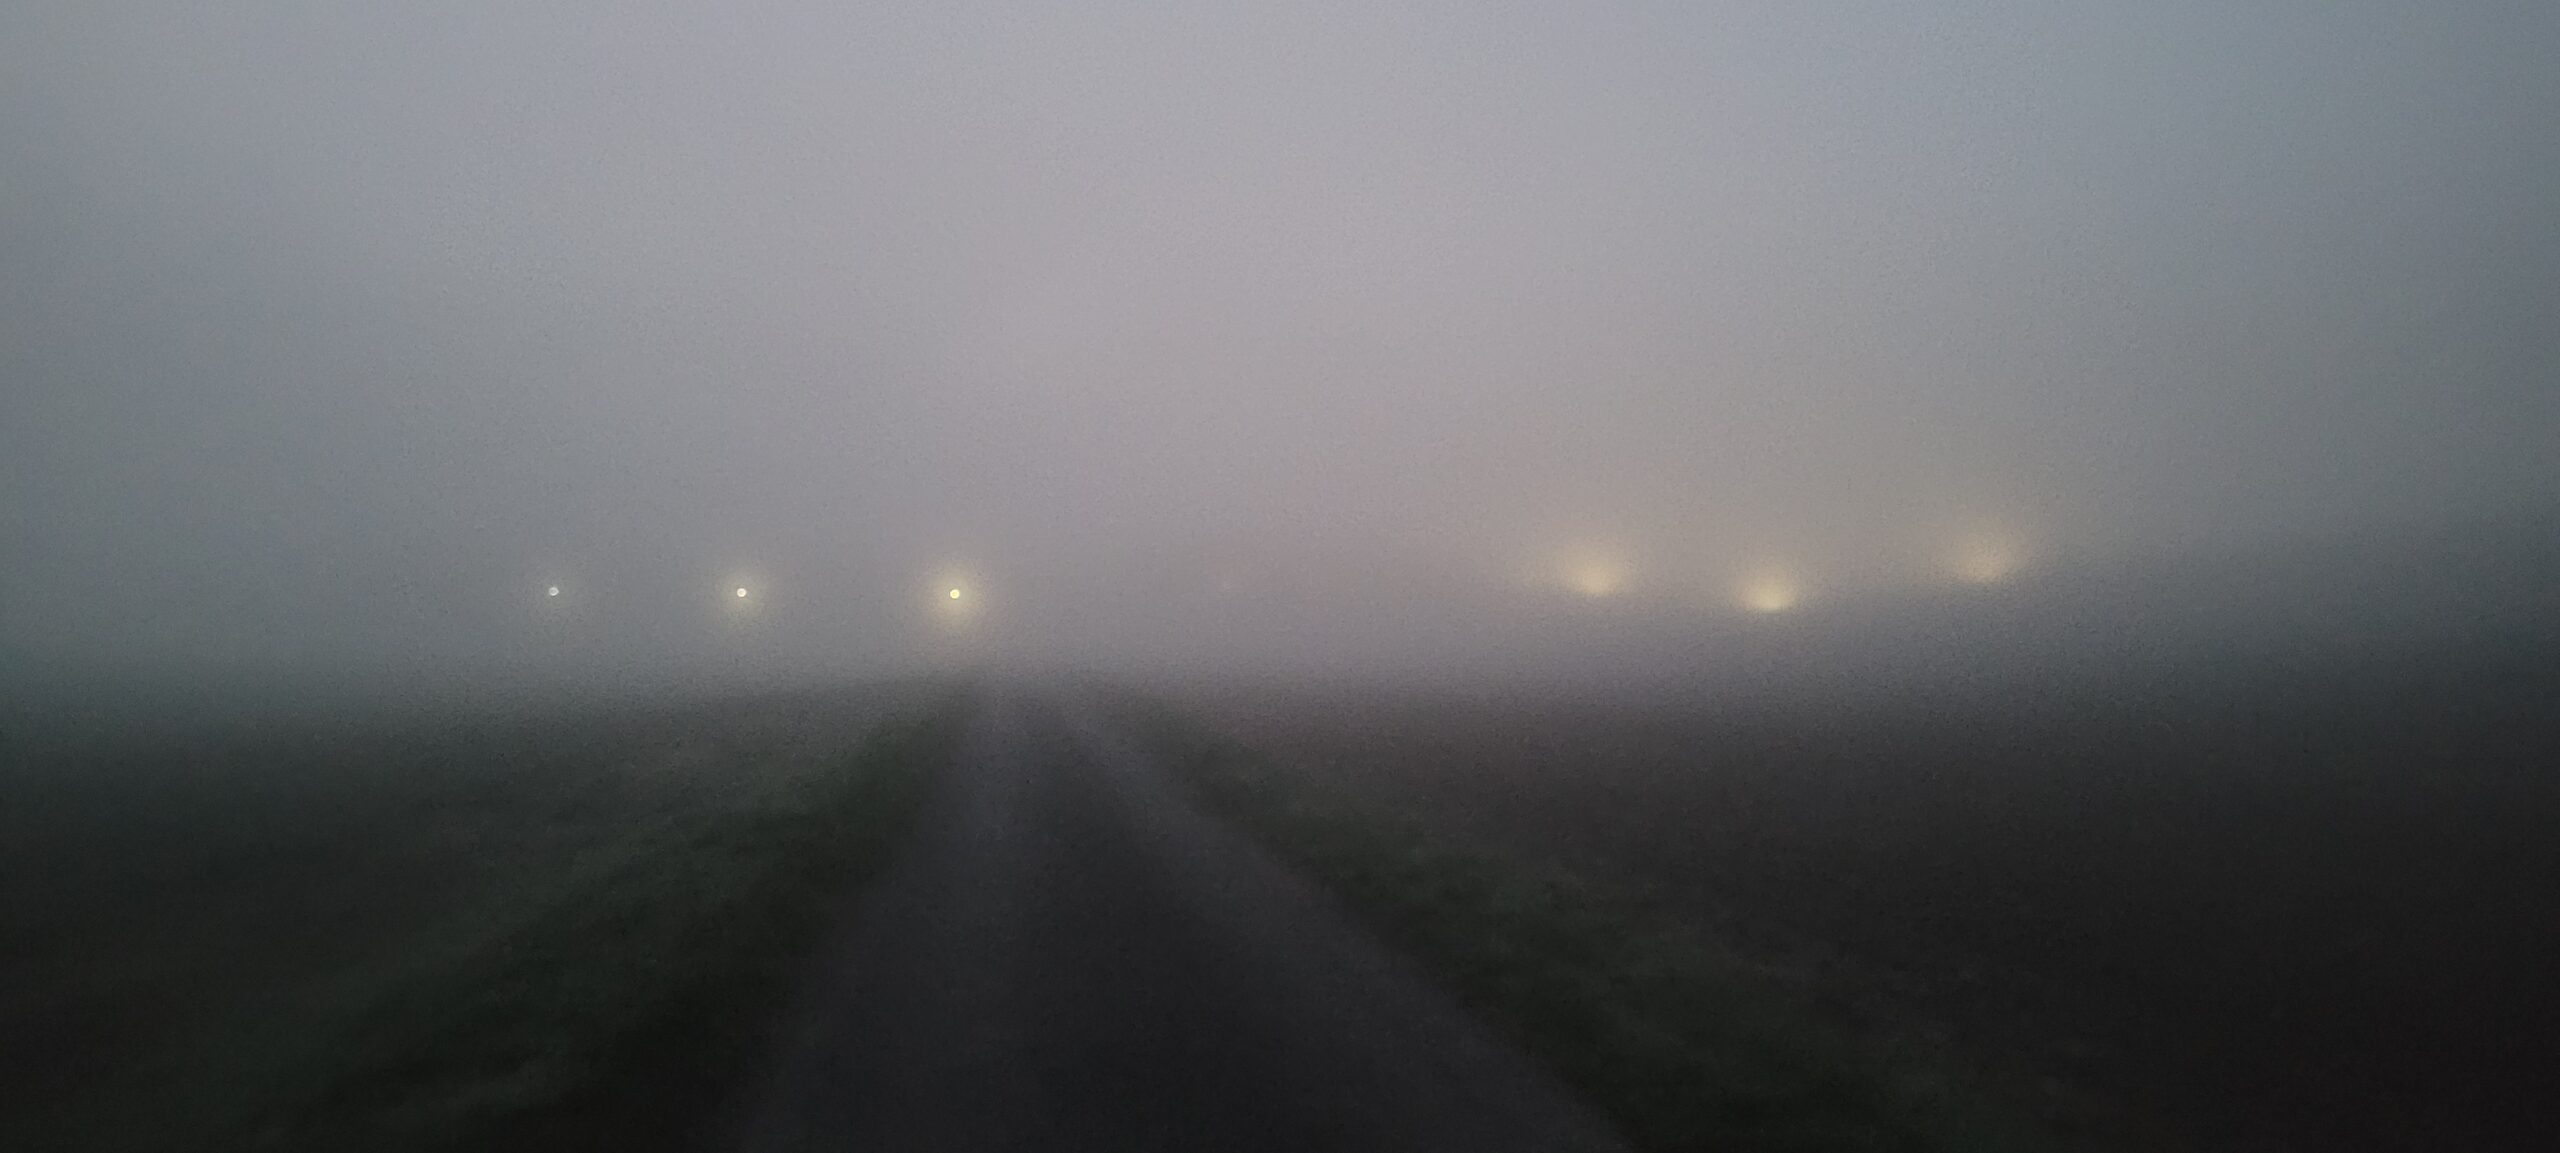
[
  {"xmin": 546, "ymin": 586, "xmax": 560, "ymax": 598},
  {"xmin": 735, "ymin": 587, "xmax": 750, "ymax": 599},
  {"xmin": 1737, "ymin": 572, "xmax": 1801, "ymax": 614},
  {"xmin": 930, "ymin": 570, "xmax": 982, "ymax": 624}
]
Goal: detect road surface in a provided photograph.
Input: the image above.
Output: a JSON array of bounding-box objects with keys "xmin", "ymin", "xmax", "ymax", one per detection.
[{"xmin": 734, "ymin": 690, "xmax": 1624, "ymax": 1152}]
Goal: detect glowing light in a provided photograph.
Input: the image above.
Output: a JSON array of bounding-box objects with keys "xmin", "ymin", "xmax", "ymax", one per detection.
[
  {"xmin": 1550, "ymin": 547, "xmax": 1632, "ymax": 599},
  {"xmin": 735, "ymin": 587, "xmax": 750, "ymax": 599},
  {"xmin": 546, "ymin": 586, "xmax": 560, "ymax": 598},
  {"xmin": 930, "ymin": 570, "xmax": 982, "ymax": 624},
  {"xmin": 1737, "ymin": 572, "xmax": 1801, "ymax": 614},
  {"xmin": 1949, "ymin": 536, "xmax": 2025, "ymax": 586},
  {"xmin": 1568, "ymin": 565, "xmax": 1625, "ymax": 598}
]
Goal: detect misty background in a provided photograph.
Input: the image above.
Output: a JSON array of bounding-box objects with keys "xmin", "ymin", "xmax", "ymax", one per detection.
[{"xmin": 6, "ymin": 2, "xmax": 2557, "ymax": 702}]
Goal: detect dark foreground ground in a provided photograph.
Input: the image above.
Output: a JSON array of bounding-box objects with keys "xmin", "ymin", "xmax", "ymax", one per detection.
[
  {"xmin": 735, "ymin": 690, "xmax": 1624, "ymax": 1152},
  {"xmin": 11, "ymin": 640, "xmax": 2552, "ymax": 1152},
  {"xmin": 1172, "ymin": 642, "xmax": 2560, "ymax": 1152},
  {"xmin": 0, "ymin": 682, "xmax": 959, "ymax": 1151}
]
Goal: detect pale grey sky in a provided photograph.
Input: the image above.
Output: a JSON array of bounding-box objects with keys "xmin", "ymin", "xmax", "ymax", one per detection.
[{"xmin": 5, "ymin": 2, "xmax": 2556, "ymax": 683}]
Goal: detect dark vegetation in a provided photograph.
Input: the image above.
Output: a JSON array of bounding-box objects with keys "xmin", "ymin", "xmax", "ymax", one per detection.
[
  {"xmin": 1119, "ymin": 698, "xmax": 2115, "ymax": 1153},
  {"xmin": 0, "ymin": 683, "xmax": 965, "ymax": 1152},
  {"xmin": 1134, "ymin": 636, "xmax": 2560, "ymax": 1152}
]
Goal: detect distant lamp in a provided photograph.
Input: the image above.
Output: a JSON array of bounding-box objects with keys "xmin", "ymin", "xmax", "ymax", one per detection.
[
  {"xmin": 1557, "ymin": 549, "xmax": 1632, "ymax": 599},
  {"xmin": 1950, "ymin": 537, "xmax": 2023, "ymax": 586},
  {"xmin": 1738, "ymin": 572, "xmax": 1801, "ymax": 614},
  {"xmin": 735, "ymin": 587, "xmax": 751, "ymax": 599},
  {"xmin": 949, "ymin": 588, "xmax": 964, "ymax": 600},
  {"xmin": 1568, "ymin": 565, "xmax": 1624, "ymax": 599}
]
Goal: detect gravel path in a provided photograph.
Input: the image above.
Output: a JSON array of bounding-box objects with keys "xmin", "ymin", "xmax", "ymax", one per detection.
[{"xmin": 733, "ymin": 688, "xmax": 1624, "ymax": 1152}]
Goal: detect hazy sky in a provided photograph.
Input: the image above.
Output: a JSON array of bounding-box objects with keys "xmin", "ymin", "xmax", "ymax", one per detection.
[{"xmin": 6, "ymin": 2, "xmax": 2557, "ymax": 681}]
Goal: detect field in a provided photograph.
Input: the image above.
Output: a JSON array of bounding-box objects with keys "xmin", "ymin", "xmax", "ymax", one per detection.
[
  {"xmin": 0, "ymin": 682, "xmax": 964, "ymax": 1152},
  {"xmin": 1143, "ymin": 640, "xmax": 2560, "ymax": 1152},
  {"xmin": 9, "ymin": 633, "xmax": 2553, "ymax": 1152}
]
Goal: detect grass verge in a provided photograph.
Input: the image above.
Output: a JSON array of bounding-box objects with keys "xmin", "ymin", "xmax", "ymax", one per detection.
[
  {"xmin": 1115, "ymin": 696, "xmax": 2092, "ymax": 1153},
  {"xmin": 235, "ymin": 695, "xmax": 968, "ymax": 1152},
  {"xmin": 1, "ymin": 688, "xmax": 969, "ymax": 1153}
]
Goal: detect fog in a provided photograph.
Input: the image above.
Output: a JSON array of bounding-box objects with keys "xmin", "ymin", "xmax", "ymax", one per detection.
[{"xmin": 6, "ymin": 3, "xmax": 2558, "ymax": 701}]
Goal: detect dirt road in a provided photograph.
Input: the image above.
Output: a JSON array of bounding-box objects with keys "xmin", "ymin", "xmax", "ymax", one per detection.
[{"xmin": 734, "ymin": 690, "xmax": 1623, "ymax": 1152}]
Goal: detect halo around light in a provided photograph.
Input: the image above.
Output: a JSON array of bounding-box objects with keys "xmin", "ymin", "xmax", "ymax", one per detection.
[
  {"xmin": 1737, "ymin": 571, "xmax": 1801, "ymax": 614},
  {"xmin": 1948, "ymin": 534, "xmax": 2026, "ymax": 585},
  {"xmin": 1542, "ymin": 544, "xmax": 1632, "ymax": 600}
]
